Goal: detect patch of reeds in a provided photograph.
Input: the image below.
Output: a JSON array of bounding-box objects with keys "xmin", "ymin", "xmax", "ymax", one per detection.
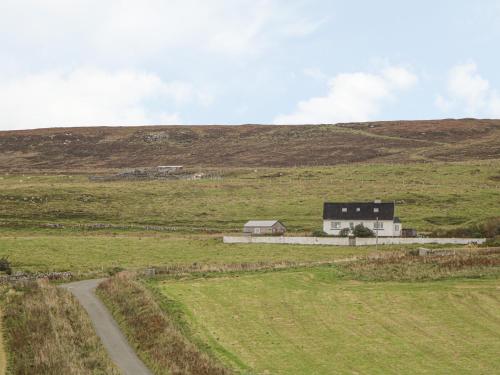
[
  {"xmin": 2, "ymin": 279, "xmax": 118, "ymax": 375},
  {"xmin": 97, "ymin": 273, "xmax": 232, "ymax": 375}
]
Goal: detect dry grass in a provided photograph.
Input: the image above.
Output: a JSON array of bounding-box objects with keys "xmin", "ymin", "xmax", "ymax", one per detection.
[
  {"xmin": 97, "ymin": 273, "xmax": 232, "ymax": 375},
  {"xmin": 1, "ymin": 280, "xmax": 118, "ymax": 375},
  {"xmin": 0, "ymin": 305, "xmax": 6, "ymax": 375},
  {"xmin": 338, "ymin": 247, "xmax": 500, "ymax": 281}
]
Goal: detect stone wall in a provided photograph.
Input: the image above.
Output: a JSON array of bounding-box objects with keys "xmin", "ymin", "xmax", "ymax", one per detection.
[{"xmin": 223, "ymin": 236, "xmax": 486, "ymax": 246}]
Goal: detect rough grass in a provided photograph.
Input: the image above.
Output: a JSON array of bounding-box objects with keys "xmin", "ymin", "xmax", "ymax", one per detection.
[
  {"xmin": 1, "ymin": 161, "xmax": 499, "ymax": 233},
  {"xmin": 97, "ymin": 273, "xmax": 232, "ymax": 375},
  {"xmin": 0, "ymin": 304, "xmax": 5, "ymax": 375},
  {"xmin": 337, "ymin": 248, "xmax": 500, "ymax": 281},
  {"xmin": 1, "ymin": 280, "xmax": 118, "ymax": 375},
  {"xmin": 157, "ymin": 264, "xmax": 500, "ymax": 375}
]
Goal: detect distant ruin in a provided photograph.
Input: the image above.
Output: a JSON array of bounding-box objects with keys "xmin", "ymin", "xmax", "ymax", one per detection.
[{"xmin": 89, "ymin": 165, "xmax": 212, "ymax": 181}]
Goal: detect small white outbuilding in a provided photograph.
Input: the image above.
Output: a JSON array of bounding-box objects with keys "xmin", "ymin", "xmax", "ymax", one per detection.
[{"xmin": 243, "ymin": 220, "xmax": 286, "ymax": 235}]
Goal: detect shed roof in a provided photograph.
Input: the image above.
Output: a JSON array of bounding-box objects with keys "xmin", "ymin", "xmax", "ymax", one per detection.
[
  {"xmin": 323, "ymin": 202, "xmax": 395, "ymax": 221},
  {"xmin": 244, "ymin": 220, "xmax": 281, "ymax": 227}
]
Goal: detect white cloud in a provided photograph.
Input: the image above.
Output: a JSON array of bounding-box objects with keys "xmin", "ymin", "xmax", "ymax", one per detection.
[
  {"xmin": 274, "ymin": 66, "xmax": 418, "ymax": 124},
  {"xmin": 0, "ymin": 0, "xmax": 324, "ymax": 61},
  {"xmin": 435, "ymin": 62, "xmax": 500, "ymax": 117},
  {"xmin": 0, "ymin": 68, "xmax": 211, "ymax": 130}
]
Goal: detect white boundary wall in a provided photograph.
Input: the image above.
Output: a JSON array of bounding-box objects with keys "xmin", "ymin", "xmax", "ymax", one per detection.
[{"xmin": 223, "ymin": 236, "xmax": 486, "ymax": 246}]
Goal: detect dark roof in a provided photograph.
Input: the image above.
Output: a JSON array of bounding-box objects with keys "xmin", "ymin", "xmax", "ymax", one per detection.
[{"xmin": 323, "ymin": 202, "xmax": 395, "ymax": 221}]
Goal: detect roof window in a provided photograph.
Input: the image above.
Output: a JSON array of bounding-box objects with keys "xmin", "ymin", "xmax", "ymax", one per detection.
[
  {"xmin": 374, "ymin": 207, "xmax": 379, "ymax": 213},
  {"xmin": 356, "ymin": 207, "xmax": 360, "ymax": 212},
  {"xmin": 342, "ymin": 207, "xmax": 347, "ymax": 212}
]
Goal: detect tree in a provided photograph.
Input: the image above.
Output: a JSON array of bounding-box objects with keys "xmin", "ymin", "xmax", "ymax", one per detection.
[{"xmin": 353, "ymin": 224, "xmax": 374, "ymax": 238}]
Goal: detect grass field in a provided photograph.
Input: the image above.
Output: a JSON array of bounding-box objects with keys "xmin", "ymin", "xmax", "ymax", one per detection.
[
  {"xmin": 1, "ymin": 160, "xmax": 498, "ymax": 274},
  {"xmin": 157, "ymin": 267, "xmax": 500, "ymax": 374},
  {"xmin": 1, "ymin": 161, "xmax": 499, "ymax": 233},
  {"xmin": 0, "ymin": 234, "xmax": 412, "ymax": 274}
]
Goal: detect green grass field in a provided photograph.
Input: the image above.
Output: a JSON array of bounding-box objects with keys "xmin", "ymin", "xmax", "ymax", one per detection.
[
  {"xmin": 0, "ymin": 160, "xmax": 498, "ymax": 274},
  {"xmin": 0, "ymin": 234, "xmax": 413, "ymax": 274},
  {"xmin": 157, "ymin": 268, "xmax": 500, "ymax": 375}
]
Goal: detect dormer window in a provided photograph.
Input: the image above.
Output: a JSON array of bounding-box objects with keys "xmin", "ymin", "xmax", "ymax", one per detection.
[
  {"xmin": 374, "ymin": 207, "xmax": 379, "ymax": 213},
  {"xmin": 342, "ymin": 207, "xmax": 347, "ymax": 213}
]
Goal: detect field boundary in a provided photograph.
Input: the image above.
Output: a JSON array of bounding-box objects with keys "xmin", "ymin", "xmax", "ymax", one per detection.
[{"xmin": 223, "ymin": 235, "xmax": 486, "ymax": 246}]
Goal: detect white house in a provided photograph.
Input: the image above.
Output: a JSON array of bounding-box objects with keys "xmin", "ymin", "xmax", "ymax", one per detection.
[{"xmin": 323, "ymin": 200, "xmax": 402, "ymax": 237}]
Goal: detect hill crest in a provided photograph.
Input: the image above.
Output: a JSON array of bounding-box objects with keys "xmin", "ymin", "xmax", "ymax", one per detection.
[{"xmin": 1, "ymin": 119, "xmax": 499, "ymax": 171}]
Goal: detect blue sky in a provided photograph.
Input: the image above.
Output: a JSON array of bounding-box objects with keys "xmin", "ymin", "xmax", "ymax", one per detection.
[{"xmin": 1, "ymin": 0, "xmax": 499, "ymax": 130}]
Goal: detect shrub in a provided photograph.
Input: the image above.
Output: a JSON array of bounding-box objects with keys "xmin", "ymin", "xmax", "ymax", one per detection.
[
  {"xmin": 312, "ymin": 230, "xmax": 328, "ymax": 237},
  {"xmin": 339, "ymin": 228, "xmax": 350, "ymax": 237},
  {"xmin": 482, "ymin": 217, "xmax": 500, "ymax": 238},
  {"xmin": 0, "ymin": 257, "xmax": 11, "ymax": 275},
  {"xmin": 353, "ymin": 224, "xmax": 374, "ymax": 238}
]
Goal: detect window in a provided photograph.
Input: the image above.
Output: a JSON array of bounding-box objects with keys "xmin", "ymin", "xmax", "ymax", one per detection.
[
  {"xmin": 373, "ymin": 207, "xmax": 379, "ymax": 213},
  {"xmin": 331, "ymin": 221, "xmax": 341, "ymax": 229},
  {"xmin": 373, "ymin": 222, "xmax": 384, "ymax": 230},
  {"xmin": 395, "ymin": 225, "xmax": 400, "ymax": 231},
  {"xmin": 349, "ymin": 222, "xmax": 354, "ymax": 229},
  {"xmin": 356, "ymin": 207, "xmax": 360, "ymax": 212},
  {"xmin": 254, "ymin": 227, "xmax": 261, "ymax": 234},
  {"xmin": 342, "ymin": 207, "xmax": 347, "ymax": 213}
]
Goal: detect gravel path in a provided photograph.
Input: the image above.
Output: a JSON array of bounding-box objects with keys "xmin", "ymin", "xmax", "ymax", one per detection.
[{"xmin": 62, "ymin": 279, "xmax": 152, "ymax": 375}]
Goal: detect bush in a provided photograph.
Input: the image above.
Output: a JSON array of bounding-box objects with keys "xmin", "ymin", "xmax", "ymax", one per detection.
[
  {"xmin": 482, "ymin": 217, "xmax": 500, "ymax": 238},
  {"xmin": 353, "ymin": 224, "xmax": 374, "ymax": 238},
  {"xmin": 312, "ymin": 230, "xmax": 328, "ymax": 237},
  {"xmin": 0, "ymin": 257, "xmax": 11, "ymax": 275},
  {"xmin": 339, "ymin": 228, "xmax": 350, "ymax": 237}
]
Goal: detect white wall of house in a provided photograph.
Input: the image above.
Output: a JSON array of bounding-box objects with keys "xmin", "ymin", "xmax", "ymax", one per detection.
[{"xmin": 323, "ymin": 219, "xmax": 401, "ymax": 237}]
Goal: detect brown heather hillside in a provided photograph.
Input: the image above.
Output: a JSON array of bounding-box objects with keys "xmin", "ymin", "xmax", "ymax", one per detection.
[{"xmin": 0, "ymin": 119, "xmax": 499, "ymax": 171}]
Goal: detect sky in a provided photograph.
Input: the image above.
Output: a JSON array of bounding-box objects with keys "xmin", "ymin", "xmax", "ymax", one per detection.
[{"xmin": 0, "ymin": 0, "xmax": 499, "ymax": 130}]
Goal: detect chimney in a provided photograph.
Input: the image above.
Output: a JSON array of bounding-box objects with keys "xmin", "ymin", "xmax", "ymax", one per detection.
[{"xmin": 374, "ymin": 199, "xmax": 382, "ymax": 204}]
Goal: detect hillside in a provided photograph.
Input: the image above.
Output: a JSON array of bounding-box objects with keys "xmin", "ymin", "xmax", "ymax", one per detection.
[{"xmin": 0, "ymin": 119, "xmax": 499, "ymax": 171}]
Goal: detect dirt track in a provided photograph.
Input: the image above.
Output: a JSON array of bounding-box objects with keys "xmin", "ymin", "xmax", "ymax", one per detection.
[{"xmin": 62, "ymin": 279, "xmax": 152, "ymax": 375}]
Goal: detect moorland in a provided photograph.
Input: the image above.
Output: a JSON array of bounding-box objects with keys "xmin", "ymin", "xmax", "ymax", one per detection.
[{"xmin": 1, "ymin": 120, "xmax": 499, "ymax": 375}]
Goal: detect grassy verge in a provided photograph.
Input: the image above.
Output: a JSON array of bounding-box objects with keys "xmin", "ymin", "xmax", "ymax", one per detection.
[
  {"xmin": 1, "ymin": 280, "xmax": 118, "ymax": 375},
  {"xmin": 153, "ymin": 251, "xmax": 500, "ymax": 374},
  {"xmin": 97, "ymin": 273, "xmax": 232, "ymax": 375}
]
